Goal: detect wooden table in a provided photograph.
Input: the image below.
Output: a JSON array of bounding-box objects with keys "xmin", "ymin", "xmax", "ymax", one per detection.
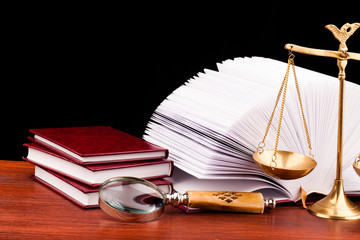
[{"xmin": 1, "ymin": 160, "xmax": 359, "ymax": 239}]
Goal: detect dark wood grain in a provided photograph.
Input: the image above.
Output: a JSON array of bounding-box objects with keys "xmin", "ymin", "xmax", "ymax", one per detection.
[{"xmin": 1, "ymin": 160, "xmax": 359, "ymax": 239}]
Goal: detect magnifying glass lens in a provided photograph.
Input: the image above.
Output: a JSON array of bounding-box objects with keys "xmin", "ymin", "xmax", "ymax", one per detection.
[{"xmin": 99, "ymin": 177, "xmax": 165, "ymax": 215}]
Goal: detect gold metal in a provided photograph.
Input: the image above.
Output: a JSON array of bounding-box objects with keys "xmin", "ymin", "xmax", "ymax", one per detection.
[
  {"xmin": 307, "ymin": 180, "xmax": 360, "ymax": 219},
  {"xmin": 326, "ymin": 23, "xmax": 360, "ymax": 53},
  {"xmin": 253, "ymin": 150, "xmax": 316, "ymax": 179},
  {"xmin": 354, "ymin": 153, "xmax": 360, "ymax": 177},
  {"xmin": 253, "ymin": 52, "xmax": 316, "ymax": 179},
  {"xmin": 285, "ymin": 23, "xmax": 360, "ymax": 61},
  {"xmin": 284, "ymin": 44, "xmax": 360, "ymax": 61},
  {"xmin": 284, "ymin": 23, "xmax": 360, "ymax": 220}
]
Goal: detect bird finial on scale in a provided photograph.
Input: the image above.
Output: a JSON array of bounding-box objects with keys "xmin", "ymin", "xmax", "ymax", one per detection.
[{"xmin": 325, "ymin": 23, "xmax": 360, "ymax": 54}]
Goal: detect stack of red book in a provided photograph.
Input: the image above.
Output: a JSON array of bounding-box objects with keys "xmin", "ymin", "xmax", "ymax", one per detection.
[{"xmin": 23, "ymin": 126, "xmax": 173, "ymax": 208}]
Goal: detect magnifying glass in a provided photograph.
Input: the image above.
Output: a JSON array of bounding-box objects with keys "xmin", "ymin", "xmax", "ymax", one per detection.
[{"xmin": 99, "ymin": 177, "xmax": 276, "ymax": 222}]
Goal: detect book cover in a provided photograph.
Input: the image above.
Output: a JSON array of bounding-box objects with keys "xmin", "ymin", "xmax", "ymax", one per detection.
[
  {"xmin": 24, "ymin": 142, "xmax": 174, "ymax": 186},
  {"xmin": 29, "ymin": 126, "xmax": 169, "ymax": 164},
  {"xmin": 32, "ymin": 166, "xmax": 173, "ymax": 209}
]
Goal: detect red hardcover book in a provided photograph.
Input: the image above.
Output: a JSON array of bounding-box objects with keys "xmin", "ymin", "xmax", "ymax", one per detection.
[
  {"xmin": 24, "ymin": 142, "xmax": 173, "ymax": 186},
  {"xmin": 32, "ymin": 166, "xmax": 173, "ymax": 209},
  {"xmin": 29, "ymin": 126, "xmax": 168, "ymax": 165}
]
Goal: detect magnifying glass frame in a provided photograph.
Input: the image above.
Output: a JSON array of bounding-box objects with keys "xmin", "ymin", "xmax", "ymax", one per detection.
[{"xmin": 99, "ymin": 176, "xmax": 167, "ymax": 222}]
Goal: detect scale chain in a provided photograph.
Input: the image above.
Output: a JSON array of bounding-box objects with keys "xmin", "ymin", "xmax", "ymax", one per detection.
[
  {"xmin": 291, "ymin": 59, "xmax": 313, "ymax": 158},
  {"xmin": 257, "ymin": 56, "xmax": 291, "ymax": 154},
  {"xmin": 257, "ymin": 51, "xmax": 314, "ymax": 167}
]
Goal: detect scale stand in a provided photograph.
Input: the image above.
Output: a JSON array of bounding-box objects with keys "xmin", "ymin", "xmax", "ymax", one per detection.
[{"xmin": 284, "ymin": 23, "xmax": 360, "ymax": 220}]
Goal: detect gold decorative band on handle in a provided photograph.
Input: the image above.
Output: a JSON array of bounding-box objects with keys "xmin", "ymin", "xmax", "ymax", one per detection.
[{"xmin": 186, "ymin": 191, "xmax": 275, "ymax": 214}]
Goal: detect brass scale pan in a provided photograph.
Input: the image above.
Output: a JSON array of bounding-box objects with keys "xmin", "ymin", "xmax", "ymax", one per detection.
[
  {"xmin": 253, "ymin": 52, "xmax": 317, "ymax": 180},
  {"xmin": 253, "ymin": 150, "xmax": 316, "ymax": 180}
]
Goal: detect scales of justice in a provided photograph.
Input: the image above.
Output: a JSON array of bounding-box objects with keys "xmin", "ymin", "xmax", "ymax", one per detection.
[{"xmin": 253, "ymin": 23, "xmax": 360, "ymax": 220}]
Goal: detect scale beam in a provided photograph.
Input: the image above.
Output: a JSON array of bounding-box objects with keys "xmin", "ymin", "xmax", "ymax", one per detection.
[{"xmin": 284, "ymin": 44, "xmax": 360, "ymax": 61}]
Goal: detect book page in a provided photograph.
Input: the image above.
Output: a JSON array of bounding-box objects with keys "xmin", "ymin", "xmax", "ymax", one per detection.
[
  {"xmin": 144, "ymin": 57, "xmax": 360, "ymax": 202},
  {"xmin": 167, "ymin": 167, "xmax": 294, "ymax": 201}
]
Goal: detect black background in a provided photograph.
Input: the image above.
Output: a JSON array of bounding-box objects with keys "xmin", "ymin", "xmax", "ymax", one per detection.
[{"xmin": 4, "ymin": 4, "xmax": 360, "ymax": 160}]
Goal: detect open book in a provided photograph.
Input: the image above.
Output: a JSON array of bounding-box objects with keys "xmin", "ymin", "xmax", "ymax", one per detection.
[{"xmin": 144, "ymin": 57, "xmax": 360, "ymax": 202}]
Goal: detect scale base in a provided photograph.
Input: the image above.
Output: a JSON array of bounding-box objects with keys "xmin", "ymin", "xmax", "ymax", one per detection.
[{"xmin": 308, "ymin": 179, "xmax": 360, "ymax": 220}]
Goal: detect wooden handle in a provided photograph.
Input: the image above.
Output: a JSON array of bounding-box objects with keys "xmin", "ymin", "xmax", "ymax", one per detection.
[{"xmin": 187, "ymin": 191, "xmax": 265, "ymax": 213}]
